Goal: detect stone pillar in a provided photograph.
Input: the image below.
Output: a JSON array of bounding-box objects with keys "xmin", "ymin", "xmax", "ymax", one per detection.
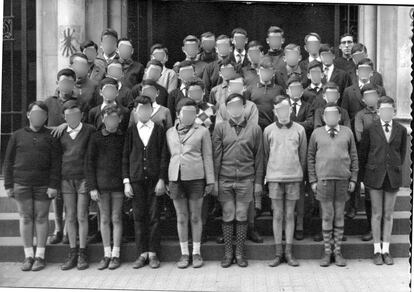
[
  {"xmin": 57, "ymin": 0, "xmax": 86, "ymax": 71},
  {"xmin": 108, "ymin": 0, "xmax": 128, "ymax": 38},
  {"xmin": 86, "ymin": 0, "xmax": 108, "ymax": 45},
  {"xmin": 358, "ymin": 5, "xmax": 377, "ymax": 66}
]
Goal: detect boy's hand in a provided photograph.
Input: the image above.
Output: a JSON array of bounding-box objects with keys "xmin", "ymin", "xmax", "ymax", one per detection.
[
  {"xmin": 46, "ymin": 188, "xmax": 58, "ymax": 199},
  {"xmin": 90, "ymin": 189, "xmax": 100, "ymax": 201},
  {"xmin": 6, "ymin": 188, "xmax": 14, "ymax": 198},
  {"xmin": 254, "ymin": 183, "xmax": 262, "ymax": 197},
  {"xmin": 211, "ymin": 182, "xmax": 219, "ymax": 197},
  {"xmin": 204, "ymin": 183, "xmax": 214, "ymax": 196},
  {"xmin": 254, "ymin": 198, "xmax": 262, "ymax": 213},
  {"xmin": 348, "ymin": 181, "xmax": 356, "ymax": 193},
  {"xmin": 124, "ymin": 183, "xmax": 134, "ymax": 198},
  {"xmin": 154, "ymin": 179, "xmax": 166, "ymax": 196},
  {"xmin": 51, "ymin": 123, "xmax": 68, "ymax": 138},
  {"xmin": 311, "ymin": 182, "xmax": 318, "ymax": 193}
]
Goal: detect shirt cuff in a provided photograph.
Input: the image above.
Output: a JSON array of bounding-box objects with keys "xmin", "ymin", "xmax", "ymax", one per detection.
[{"xmin": 123, "ymin": 178, "xmax": 130, "ymax": 184}]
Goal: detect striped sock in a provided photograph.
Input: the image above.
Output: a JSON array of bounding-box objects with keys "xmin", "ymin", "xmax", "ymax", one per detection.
[
  {"xmin": 333, "ymin": 225, "xmax": 344, "ymax": 254},
  {"xmin": 322, "ymin": 229, "xmax": 333, "ymax": 255}
]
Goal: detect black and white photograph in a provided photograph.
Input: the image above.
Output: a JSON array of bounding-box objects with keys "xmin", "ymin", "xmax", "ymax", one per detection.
[{"xmin": 0, "ymin": 0, "xmax": 412, "ymax": 291}]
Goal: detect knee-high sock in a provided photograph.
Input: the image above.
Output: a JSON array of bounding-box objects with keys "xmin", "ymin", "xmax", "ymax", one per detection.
[
  {"xmin": 333, "ymin": 225, "xmax": 344, "ymax": 254},
  {"xmin": 235, "ymin": 220, "xmax": 248, "ymax": 257},
  {"xmin": 322, "ymin": 229, "xmax": 333, "ymax": 255},
  {"xmin": 222, "ymin": 221, "xmax": 234, "ymax": 257}
]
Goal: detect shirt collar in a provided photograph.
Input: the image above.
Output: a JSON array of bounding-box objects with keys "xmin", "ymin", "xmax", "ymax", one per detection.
[
  {"xmin": 258, "ymin": 80, "xmax": 273, "ymax": 87},
  {"xmin": 381, "ymin": 119, "xmax": 392, "ymax": 127},
  {"xmin": 309, "ymin": 56, "xmax": 321, "ymax": 63},
  {"xmin": 290, "ymin": 98, "xmax": 302, "ymax": 106},
  {"xmin": 325, "ymin": 124, "xmax": 340, "ymax": 132},
  {"xmin": 229, "ymin": 118, "xmax": 247, "ymax": 128},
  {"xmin": 180, "ymin": 82, "xmax": 187, "ymax": 91},
  {"xmin": 151, "ymin": 102, "xmax": 161, "ymax": 116},
  {"xmin": 104, "ymin": 52, "xmax": 117, "ymax": 62},
  {"xmin": 310, "ymin": 83, "xmax": 322, "ymax": 90},
  {"xmin": 101, "ymin": 101, "xmax": 117, "ymax": 110},
  {"xmin": 286, "ymin": 65, "xmax": 302, "ymax": 75},
  {"xmin": 275, "ymin": 119, "xmax": 293, "ymax": 129},
  {"xmin": 101, "ymin": 128, "xmax": 122, "ymax": 136},
  {"xmin": 118, "ymin": 81, "xmax": 122, "ymax": 91},
  {"xmin": 359, "ymin": 80, "xmax": 370, "ymax": 88},
  {"xmin": 67, "ymin": 122, "xmax": 83, "ymax": 132},
  {"xmin": 137, "ymin": 120, "xmax": 154, "ymax": 129},
  {"xmin": 234, "ymin": 49, "xmax": 246, "ymax": 56}
]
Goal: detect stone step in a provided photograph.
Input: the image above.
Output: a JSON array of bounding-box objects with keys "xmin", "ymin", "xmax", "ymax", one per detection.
[
  {"xmin": 0, "ymin": 211, "xmax": 410, "ymax": 237},
  {"xmin": 0, "ymin": 235, "xmax": 408, "ymax": 263}
]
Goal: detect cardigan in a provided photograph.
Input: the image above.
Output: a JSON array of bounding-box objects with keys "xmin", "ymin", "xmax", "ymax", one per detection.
[
  {"xmin": 87, "ymin": 103, "xmax": 130, "ymax": 133},
  {"xmin": 122, "ymin": 123, "xmax": 169, "ymax": 183},
  {"xmin": 85, "ymin": 129, "xmax": 125, "ymax": 192},
  {"xmin": 3, "ymin": 126, "xmax": 61, "ymax": 189}
]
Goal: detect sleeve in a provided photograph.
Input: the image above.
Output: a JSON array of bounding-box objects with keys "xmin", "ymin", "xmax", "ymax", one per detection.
[
  {"xmin": 307, "ymin": 132, "xmax": 317, "ymax": 184},
  {"xmin": 159, "ymin": 128, "xmax": 170, "ymax": 182},
  {"xmin": 299, "ymin": 127, "xmax": 308, "ymax": 174},
  {"xmin": 3, "ymin": 133, "xmax": 17, "ymax": 189},
  {"xmin": 342, "ymin": 109, "xmax": 351, "ymax": 129},
  {"xmin": 48, "ymin": 136, "xmax": 62, "ymax": 189},
  {"xmin": 246, "ymin": 102, "xmax": 259, "ymax": 125},
  {"xmin": 212, "ymin": 125, "xmax": 223, "ymax": 182},
  {"xmin": 165, "ymin": 109, "xmax": 173, "ymax": 129},
  {"xmin": 201, "ymin": 128, "xmax": 215, "ymax": 185},
  {"xmin": 313, "ymin": 108, "xmax": 323, "ymax": 129},
  {"xmin": 340, "ymin": 88, "xmax": 350, "ymax": 113},
  {"xmin": 354, "ymin": 112, "xmax": 363, "ymax": 142},
  {"xmin": 168, "ymin": 70, "xmax": 178, "ymax": 94},
  {"xmin": 85, "ymin": 133, "xmax": 98, "ymax": 191},
  {"xmin": 253, "ymin": 126, "xmax": 264, "ymax": 185},
  {"xmin": 358, "ymin": 127, "xmax": 370, "ymax": 181},
  {"xmin": 202, "ymin": 64, "xmax": 212, "ymax": 96},
  {"xmin": 399, "ymin": 125, "xmax": 408, "ymax": 166},
  {"xmin": 348, "ymin": 131, "xmax": 359, "ymax": 183},
  {"xmin": 262, "ymin": 128, "xmax": 270, "ymax": 178},
  {"xmin": 122, "ymin": 129, "xmax": 131, "ymax": 180},
  {"xmin": 167, "ymin": 91, "xmax": 177, "ymax": 122},
  {"xmin": 301, "ymin": 104, "xmax": 314, "ymax": 133}
]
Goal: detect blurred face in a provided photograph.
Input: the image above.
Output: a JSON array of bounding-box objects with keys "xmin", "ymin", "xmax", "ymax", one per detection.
[
  {"xmin": 201, "ymin": 36, "xmax": 216, "ymax": 53},
  {"xmin": 259, "ymin": 67, "xmax": 274, "ymax": 82},
  {"xmin": 83, "ymin": 46, "xmax": 97, "ymax": 63},
  {"xmin": 216, "ymin": 39, "xmax": 231, "ymax": 57},
  {"xmin": 179, "ymin": 105, "xmax": 197, "ymax": 126},
  {"xmin": 273, "ymin": 99, "xmax": 291, "ymax": 123},
  {"xmin": 232, "ymin": 33, "xmax": 248, "ymax": 50},
  {"xmin": 247, "ymin": 47, "xmax": 263, "ymax": 65},
  {"xmin": 27, "ymin": 105, "xmax": 48, "ymax": 128},
  {"xmin": 117, "ymin": 41, "xmax": 134, "ymax": 60},
  {"xmin": 134, "ymin": 103, "xmax": 152, "ymax": 124},
  {"xmin": 287, "ymin": 83, "xmax": 304, "ymax": 100},
  {"xmin": 188, "ymin": 85, "xmax": 204, "ymax": 104},
  {"xmin": 151, "ymin": 49, "xmax": 168, "ymax": 64},
  {"xmin": 178, "ymin": 66, "xmax": 195, "ymax": 83},
  {"xmin": 323, "ymin": 107, "xmax": 341, "ymax": 127},
  {"xmin": 356, "ymin": 65, "xmax": 373, "ymax": 83},
  {"xmin": 57, "ymin": 75, "xmax": 75, "ymax": 95},
  {"xmin": 101, "ymin": 84, "xmax": 118, "ymax": 103},
  {"xmin": 101, "ymin": 35, "xmax": 118, "ymax": 56},
  {"xmin": 352, "ymin": 51, "xmax": 367, "ymax": 65},
  {"xmin": 305, "ymin": 36, "xmax": 321, "ymax": 56},
  {"xmin": 378, "ymin": 103, "xmax": 395, "ymax": 122},
  {"xmin": 182, "ymin": 41, "xmax": 199, "ymax": 59},
  {"xmin": 266, "ymin": 32, "xmax": 284, "ymax": 50},
  {"xmin": 284, "ymin": 49, "xmax": 301, "ymax": 67},
  {"xmin": 324, "ymin": 89, "xmax": 340, "ymax": 103},
  {"xmin": 307, "ymin": 67, "xmax": 323, "ymax": 84},
  {"xmin": 220, "ymin": 64, "xmax": 236, "ymax": 81},
  {"xmin": 71, "ymin": 56, "xmax": 89, "ymax": 79},
  {"xmin": 363, "ymin": 90, "xmax": 379, "ymax": 108},
  {"xmin": 226, "ymin": 97, "xmax": 245, "ymax": 119},
  {"xmin": 107, "ymin": 64, "xmax": 123, "ymax": 80},
  {"xmin": 320, "ymin": 51, "xmax": 334, "ymax": 66},
  {"xmin": 141, "ymin": 85, "xmax": 158, "ymax": 103},
  {"xmin": 102, "ymin": 112, "xmax": 121, "ymax": 132},
  {"xmin": 228, "ymin": 78, "xmax": 244, "ymax": 94},
  {"xmin": 339, "ymin": 36, "xmax": 354, "ymax": 57},
  {"xmin": 64, "ymin": 108, "xmax": 82, "ymax": 129},
  {"xmin": 145, "ymin": 64, "xmax": 162, "ymax": 81}
]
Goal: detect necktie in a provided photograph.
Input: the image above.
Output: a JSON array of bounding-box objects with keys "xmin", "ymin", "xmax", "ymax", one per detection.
[
  {"xmin": 323, "ymin": 66, "xmax": 330, "ymax": 82},
  {"xmin": 314, "ymin": 86, "xmax": 319, "ymax": 92},
  {"xmin": 329, "ymin": 127, "xmax": 336, "ymax": 138},
  {"xmin": 292, "ymin": 102, "xmax": 298, "ymax": 116},
  {"xmin": 384, "ymin": 123, "xmax": 390, "ymax": 133}
]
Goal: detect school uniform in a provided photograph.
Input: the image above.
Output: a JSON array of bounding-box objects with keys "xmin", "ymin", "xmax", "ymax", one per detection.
[
  {"xmin": 302, "ymin": 83, "xmax": 324, "ymax": 106},
  {"xmin": 131, "ymin": 82, "xmax": 169, "ymax": 108},
  {"xmin": 299, "ymin": 56, "xmax": 321, "ymax": 87},
  {"xmin": 73, "ymin": 77, "xmax": 100, "ymax": 116},
  {"xmin": 151, "ymin": 103, "xmax": 173, "ymax": 129},
  {"xmin": 245, "ymin": 81, "xmax": 285, "ymax": 130},
  {"xmin": 158, "ymin": 66, "xmax": 178, "ymax": 93},
  {"xmin": 87, "ymin": 102, "xmax": 130, "ymax": 133},
  {"xmin": 349, "ymin": 70, "xmax": 384, "ymax": 88},
  {"xmin": 263, "ymin": 121, "xmax": 307, "ymax": 201},
  {"xmin": 242, "ymin": 65, "xmax": 260, "ymax": 88},
  {"xmin": 215, "ymin": 100, "xmax": 259, "ymax": 127},
  {"xmin": 173, "ymin": 60, "xmax": 207, "ymax": 79},
  {"xmin": 229, "ymin": 49, "xmax": 250, "ymax": 68},
  {"xmin": 202, "ymin": 58, "xmax": 227, "ymax": 96},
  {"xmin": 167, "ymin": 82, "xmax": 188, "ymax": 122},
  {"xmin": 44, "ymin": 90, "xmax": 78, "ymax": 127},
  {"xmin": 341, "ymin": 82, "xmax": 386, "ymax": 123},
  {"xmin": 322, "ymin": 64, "xmax": 351, "ymax": 98},
  {"xmin": 166, "ymin": 123, "xmax": 214, "ymax": 199},
  {"xmin": 358, "ymin": 119, "xmax": 407, "ymax": 192},
  {"xmin": 198, "ymin": 49, "xmax": 218, "ymax": 63},
  {"xmin": 95, "ymin": 81, "xmax": 134, "ymax": 108},
  {"xmin": 122, "ymin": 121, "xmax": 169, "ymax": 256},
  {"xmin": 314, "ymin": 106, "xmax": 351, "ymax": 129},
  {"xmin": 274, "ymin": 64, "xmax": 308, "ymax": 90},
  {"xmin": 289, "ymin": 98, "xmax": 314, "ymax": 139},
  {"xmin": 265, "ymin": 49, "xmax": 285, "ymax": 71},
  {"xmin": 120, "ymin": 59, "xmax": 145, "ymax": 89},
  {"xmin": 354, "ymin": 107, "xmax": 380, "ymax": 142},
  {"xmin": 98, "ymin": 52, "xmax": 119, "ymax": 66},
  {"xmin": 3, "ymin": 126, "xmax": 61, "ymax": 198}
]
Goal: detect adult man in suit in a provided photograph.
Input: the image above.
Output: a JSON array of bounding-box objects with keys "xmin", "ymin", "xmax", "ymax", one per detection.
[{"xmin": 334, "ymin": 33, "xmax": 355, "ymax": 74}]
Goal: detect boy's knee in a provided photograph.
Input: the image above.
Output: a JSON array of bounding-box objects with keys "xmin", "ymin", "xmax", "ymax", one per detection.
[
  {"xmin": 20, "ymin": 213, "xmax": 33, "ymax": 224},
  {"xmin": 383, "ymin": 211, "xmax": 393, "ymax": 222},
  {"xmin": 34, "ymin": 214, "xmax": 48, "ymax": 224},
  {"xmin": 273, "ymin": 210, "xmax": 284, "ymax": 222},
  {"xmin": 190, "ymin": 214, "xmax": 201, "ymax": 225},
  {"xmin": 111, "ymin": 213, "xmax": 122, "ymax": 225},
  {"xmin": 285, "ymin": 210, "xmax": 295, "ymax": 222},
  {"xmin": 372, "ymin": 213, "xmax": 382, "ymax": 222},
  {"xmin": 176, "ymin": 212, "xmax": 188, "ymax": 225},
  {"xmin": 235, "ymin": 209, "xmax": 247, "ymax": 222}
]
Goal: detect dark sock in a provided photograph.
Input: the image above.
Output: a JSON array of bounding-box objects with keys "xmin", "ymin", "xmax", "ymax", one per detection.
[
  {"xmin": 235, "ymin": 220, "xmax": 248, "ymax": 257},
  {"xmin": 222, "ymin": 221, "xmax": 234, "ymax": 257}
]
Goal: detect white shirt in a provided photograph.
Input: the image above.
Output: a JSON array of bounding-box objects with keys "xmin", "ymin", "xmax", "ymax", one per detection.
[
  {"xmin": 103, "ymin": 53, "xmax": 117, "ymax": 64},
  {"xmin": 359, "ymin": 80, "xmax": 370, "ymax": 89},
  {"xmin": 101, "ymin": 101, "xmax": 117, "ymax": 110},
  {"xmin": 310, "ymin": 83, "xmax": 323, "ymax": 92},
  {"xmin": 151, "ymin": 102, "xmax": 161, "ymax": 117},
  {"xmin": 234, "ymin": 49, "xmax": 246, "ymax": 64},
  {"xmin": 180, "ymin": 82, "xmax": 187, "ymax": 96},
  {"xmin": 324, "ymin": 64, "xmax": 334, "ymax": 82},
  {"xmin": 67, "ymin": 123, "xmax": 83, "ymax": 140},
  {"xmin": 325, "ymin": 124, "xmax": 340, "ymax": 136},
  {"xmin": 137, "ymin": 120, "xmax": 154, "ymax": 146},
  {"xmin": 290, "ymin": 98, "xmax": 302, "ymax": 114},
  {"xmin": 381, "ymin": 119, "xmax": 392, "ymax": 141},
  {"xmin": 309, "ymin": 56, "xmax": 322, "ymax": 63}
]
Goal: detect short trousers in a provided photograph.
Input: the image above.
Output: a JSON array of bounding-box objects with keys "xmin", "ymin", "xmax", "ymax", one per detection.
[
  {"xmin": 168, "ymin": 179, "xmax": 206, "ymax": 200},
  {"xmin": 315, "ymin": 179, "xmax": 349, "ymax": 202},
  {"xmin": 268, "ymin": 182, "xmax": 301, "ymax": 201},
  {"xmin": 218, "ymin": 179, "xmax": 254, "ymax": 203},
  {"xmin": 368, "ymin": 174, "xmax": 399, "ymax": 193},
  {"xmin": 61, "ymin": 179, "xmax": 87, "ymax": 195},
  {"xmin": 13, "ymin": 183, "xmax": 49, "ymax": 201}
]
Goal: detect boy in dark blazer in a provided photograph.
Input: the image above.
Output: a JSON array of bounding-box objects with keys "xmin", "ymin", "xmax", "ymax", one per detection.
[
  {"xmin": 358, "ymin": 96, "xmax": 407, "ymax": 266},
  {"xmin": 302, "ymin": 60, "xmax": 325, "ymax": 105},
  {"xmin": 103, "ymin": 60, "xmax": 134, "ymax": 108},
  {"xmin": 299, "ymin": 32, "xmax": 322, "ymax": 87},
  {"xmin": 229, "ymin": 28, "xmax": 250, "ymax": 68},
  {"xmin": 173, "ymin": 35, "xmax": 207, "ymax": 79},
  {"xmin": 242, "ymin": 40, "xmax": 263, "ymax": 87},
  {"xmin": 117, "ymin": 38, "xmax": 144, "ymax": 89},
  {"xmin": 349, "ymin": 43, "xmax": 383, "ymax": 87},
  {"xmin": 123, "ymin": 95, "xmax": 169, "ymax": 269}
]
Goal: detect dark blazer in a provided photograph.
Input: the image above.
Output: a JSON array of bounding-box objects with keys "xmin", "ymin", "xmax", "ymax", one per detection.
[
  {"xmin": 131, "ymin": 82, "xmax": 169, "ymax": 107},
  {"xmin": 274, "ymin": 64, "xmax": 308, "ymax": 90},
  {"xmin": 95, "ymin": 84, "xmax": 134, "ymax": 108},
  {"xmin": 349, "ymin": 70, "xmax": 384, "ymax": 87},
  {"xmin": 202, "ymin": 60, "xmax": 222, "ymax": 96},
  {"xmin": 265, "ymin": 49, "xmax": 285, "ymax": 71},
  {"xmin": 229, "ymin": 50, "xmax": 250, "ymax": 68},
  {"xmin": 341, "ymin": 83, "xmax": 386, "ymax": 122},
  {"xmin": 290, "ymin": 99, "xmax": 314, "ymax": 139},
  {"xmin": 87, "ymin": 104, "xmax": 130, "ymax": 133},
  {"xmin": 302, "ymin": 85, "xmax": 324, "ymax": 105},
  {"xmin": 358, "ymin": 120, "xmax": 407, "ymax": 190},
  {"xmin": 121, "ymin": 61, "xmax": 145, "ymax": 89},
  {"xmin": 327, "ymin": 66, "xmax": 351, "ymax": 98}
]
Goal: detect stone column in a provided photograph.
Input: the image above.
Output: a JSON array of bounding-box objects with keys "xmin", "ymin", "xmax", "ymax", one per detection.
[
  {"xmin": 108, "ymin": 0, "xmax": 128, "ymax": 38},
  {"xmin": 358, "ymin": 5, "xmax": 377, "ymax": 65},
  {"xmin": 86, "ymin": 0, "xmax": 108, "ymax": 45}
]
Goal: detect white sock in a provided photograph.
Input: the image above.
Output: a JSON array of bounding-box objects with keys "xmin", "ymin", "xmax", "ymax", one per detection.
[
  {"xmin": 382, "ymin": 242, "xmax": 390, "ymax": 254},
  {"xmin": 35, "ymin": 247, "xmax": 45, "ymax": 259},
  {"xmin": 104, "ymin": 246, "xmax": 111, "ymax": 258},
  {"xmin": 111, "ymin": 246, "xmax": 120, "ymax": 258},
  {"xmin": 192, "ymin": 242, "xmax": 201, "ymax": 255},
  {"xmin": 180, "ymin": 241, "xmax": 189, "ymax": 256},
  {"xmin": 140, "ymin": 252, "xmax": 148, "ymax": 259},
  {"xmin": 374, "ymin": 243, "xmax": 381, "ymax": 254},
  {"xmin": 24, "ymin": 247, "xmax": 34, "ymax": 258},
  {"xmin": 148, "ymin": 252, "xmax": 156, "ymax": 258}
]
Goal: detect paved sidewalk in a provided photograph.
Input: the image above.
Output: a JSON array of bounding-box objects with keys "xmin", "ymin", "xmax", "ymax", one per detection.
[{"xmin": 0, "ymin": 259, "xmax": 410, "ymax": 292}]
